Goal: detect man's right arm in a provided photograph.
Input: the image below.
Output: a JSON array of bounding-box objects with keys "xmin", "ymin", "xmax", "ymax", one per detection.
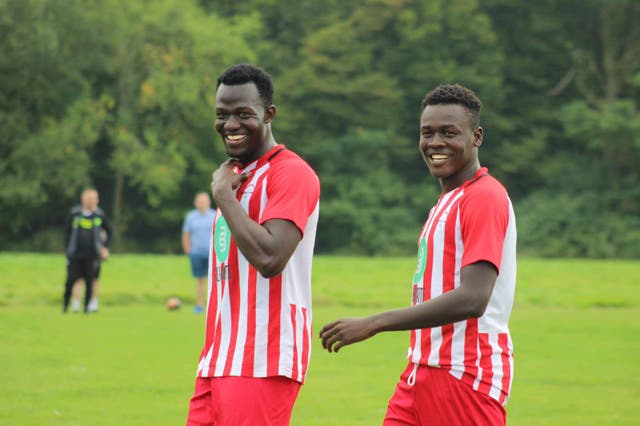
[
  {"xmin": 211, "ymin": 159, "xmax": 303, "ymax": 278},
  {"xmin": 319, "ymin": 261, "xmax": 498, "ymax": 353}
]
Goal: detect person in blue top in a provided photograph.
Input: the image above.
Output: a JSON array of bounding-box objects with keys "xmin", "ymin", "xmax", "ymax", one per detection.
[{"xmin": 182, "ymin": 192, "xmax": 215, "ymax": 313}]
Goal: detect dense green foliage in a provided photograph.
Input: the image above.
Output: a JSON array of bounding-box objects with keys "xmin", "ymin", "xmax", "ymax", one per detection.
[
  {"xmin": 1, "ymin": 254, "xmax": 639, "ymax": 424},
  {"xmin": 1, "ymin": 0, "xmax": 638, "ymax": 257}
]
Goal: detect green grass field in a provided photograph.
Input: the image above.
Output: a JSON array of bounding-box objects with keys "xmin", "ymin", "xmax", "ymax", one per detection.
[{"xmin": 1, "ymin": 253, "xmax": 638, "ymax": 425}]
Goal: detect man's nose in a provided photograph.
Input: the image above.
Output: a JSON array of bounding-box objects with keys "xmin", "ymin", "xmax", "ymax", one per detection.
[
  {"xmin": 428, "ymin": 133, "xmax": 446, "ymax": 146},
  {"xmin": 224, "ymin": 114, "xmax": 240, "ymax": 131}
]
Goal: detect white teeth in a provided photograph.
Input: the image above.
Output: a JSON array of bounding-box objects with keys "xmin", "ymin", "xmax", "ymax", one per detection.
[
  {"xmin": 226, "ymin": 134, "xmax": 245, "ymax": 141},
  {"xmin": 431, "ymin": 154, "xmax": 448, "ymax": 160}
]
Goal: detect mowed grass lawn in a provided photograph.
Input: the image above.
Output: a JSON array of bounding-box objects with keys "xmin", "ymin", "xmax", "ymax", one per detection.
[{"xmin": 0, "ymin": 253, "xmax": 638, "ymax": 425}]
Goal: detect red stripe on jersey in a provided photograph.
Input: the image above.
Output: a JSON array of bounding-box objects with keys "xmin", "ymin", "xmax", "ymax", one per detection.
[
  {"xmin": 203, "ymin": 263, "xmax": 219, "ymax": 356},
  {"xmin": 301, "ymin": 307, "xmax": 310, "ymax": 381},
  {"xmin": 267, "ymin": 275, "xmax": 282, "ymax": 376},
  {"xmin": 438, "ymin": 203, "xmax": 459, "ymax": 366},
  {"xmin": 477, "ymin": 333, "xmax": 494, "ymax": 395},
  {"xmin": 209, "ymin": 284, "xmax": 225, "ymax": 374},
  {"xmin": 409, "ymin": 285, "xmax": 418, "ymax": 354},
  {"xmin": 208, "ymin": 255, "xmax": 229, "ymax": 375},
  {"xmin": 438, "ymin": 324, "xmax": 454, "ymax": 366},
  {"xmin": 242, "ymin": 267, "xmax": 257, "ymax": 376},
  {"xmin": 463, "ymin": 317, "xmax": 479, "ymax": 381},
  {"xmin": 223, "ymin": 245, "xmax": 241, "ymax": 375},
  {"xmin": 498, "ymin": 333, "xmax": 511, "ymax": 405},
  {"xmin": 290, "ymin": 305, "xmax": 299, "ymax": 380}
]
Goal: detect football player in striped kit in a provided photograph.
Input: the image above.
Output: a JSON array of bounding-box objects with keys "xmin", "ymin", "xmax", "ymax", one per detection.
[
  {"xmin": 186, "ymin": 64, "xmax": 320, "ymax": 425},
  {"xmin": 320, "ymin": 84, "xmax": 516, "ymax": 426}
]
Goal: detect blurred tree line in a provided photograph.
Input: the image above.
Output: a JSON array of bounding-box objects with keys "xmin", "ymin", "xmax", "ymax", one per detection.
[{"xmin": 1, "ymin": 0, "xmax": 638, "ymax": 258}]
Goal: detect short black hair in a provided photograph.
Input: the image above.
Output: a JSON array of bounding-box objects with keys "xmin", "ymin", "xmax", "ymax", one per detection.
[
  {"xmin": 216, "ymin": 64, "xmax": 274, "ymax": 108},
  {"xmin": 421, "ymin": 84, "xmax": 482, "ymax": 128}
]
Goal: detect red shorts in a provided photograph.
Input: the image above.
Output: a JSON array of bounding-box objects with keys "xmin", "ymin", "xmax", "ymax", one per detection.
[
  {"xmin": 384, "ymin": 363, "xmax": 506, "ymax": 426},
  {"xmin": 186, "ymin": 376, "xmax": 301, "ymax": 426}
]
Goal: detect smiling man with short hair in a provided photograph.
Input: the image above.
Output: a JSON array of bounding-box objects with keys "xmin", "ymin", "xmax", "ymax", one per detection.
[
  {"xmin": 320, "ymin": 84, "xmax": 517, "ymax": 426},
  {"xmin": 186, "ymin": 64, "xmax": 320, "ymax": 426}
]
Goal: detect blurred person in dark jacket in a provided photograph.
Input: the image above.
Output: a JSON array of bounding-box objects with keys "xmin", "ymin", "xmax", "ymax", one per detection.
[{"xmin": 62, "ymin": 188, "xmax": 111, "ymax": 314}]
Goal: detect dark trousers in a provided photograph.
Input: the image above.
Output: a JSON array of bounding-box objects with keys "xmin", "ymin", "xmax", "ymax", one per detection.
[{"xmin": 63, "ymin": 252, "xmax": 98, "ymax": 313}]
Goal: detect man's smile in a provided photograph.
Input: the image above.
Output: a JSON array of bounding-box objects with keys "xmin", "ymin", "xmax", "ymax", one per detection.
[
  {"xmin": 429, "ymin": 153, "xmax": 451, "ymax": 165},
  {"xmin": 225, "ymin": 134, "xmax": 247, "ymax": 145}
]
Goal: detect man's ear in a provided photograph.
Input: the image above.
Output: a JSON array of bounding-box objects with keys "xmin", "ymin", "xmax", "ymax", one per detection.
[
  {"xmin": 264, "ymin": 105, "xmax": 277, "ymax": 123},
  {"xmin": 473, "ymin": 126, "xmax": 483, "ymax": 147}
]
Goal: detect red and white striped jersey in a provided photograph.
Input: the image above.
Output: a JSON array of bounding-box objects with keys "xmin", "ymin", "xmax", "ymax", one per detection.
[
  {"xmin": 196, "ymin": 145, "xmax": 320, "ymax": 384},
  {"xmin": 409, "ymin": 167, "xmax": 516, "ymax": 406}
]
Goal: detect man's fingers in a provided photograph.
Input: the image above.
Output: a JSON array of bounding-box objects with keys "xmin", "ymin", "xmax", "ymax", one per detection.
[
  {"xmin": 320, "ymin": 324, "xmax": 338, "ymax": 350},
  {"xmin": 324, "ymin": 333, "xmax": 342, "ymax": 353},
  {"xmin": 319, "ymin": 321, "xmax": 337, "ymax": 338}
]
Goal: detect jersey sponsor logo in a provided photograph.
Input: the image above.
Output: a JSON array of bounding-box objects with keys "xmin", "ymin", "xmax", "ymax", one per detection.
[
  {"xmin": 72, "ymin": 216, "xmax": 103, "ymax": 229},
  {"xmin": 214, "ymin": 264, "xmax": 230, "ymax": 283},
  {"xmin": 412, "ymin": 285, "xmax": 425, "ymax": 305}
]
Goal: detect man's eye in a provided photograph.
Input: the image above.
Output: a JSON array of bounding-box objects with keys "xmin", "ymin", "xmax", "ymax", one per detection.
[
  {"xmin": 238, "ymin": 112, "xmax": 251, "ymax": 119},
  {"xmin": 216, "ymin": 113, "xmax": 228, "ymax": 120}
]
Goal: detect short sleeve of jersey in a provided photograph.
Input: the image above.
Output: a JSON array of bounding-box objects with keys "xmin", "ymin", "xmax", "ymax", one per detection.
[
  {"xmin": 259, "ymin": 159, "xmax": 320, "ymax": 236},
  {"xmin": 459, "ymin": 181, "xmax": 510, "ymax": 273}
]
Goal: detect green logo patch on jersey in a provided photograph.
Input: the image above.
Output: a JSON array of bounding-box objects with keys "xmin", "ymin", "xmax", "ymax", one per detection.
[
  {"xmin": 412, "ymin": 238, "xmax": 427, "ymax": 285},
  {"xmin": 214, "ymin": 216, "xmax": 230, "ymax": 263}
]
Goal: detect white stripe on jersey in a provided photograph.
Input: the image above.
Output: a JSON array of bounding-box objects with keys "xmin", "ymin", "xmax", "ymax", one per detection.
[
  {"xmin": 506, "ymin": 335, "xmax": 514, "ymax": 405},
  {"xmin": 448, "ymin": 209, "xmax": 465, "ymax": 374},
  {"xmin": 488, "ymin": 333, "xmax": 503, "ymax": 400},
  {"xmin": 258, "ymin": 174, "xmax": 269, "ymax": 222},
  {"xmin": 472, "ymin": 339, "xmax": 482, "ymax": 390},
  {"xmin": 230, "ymin": 249, "xmax": 250, "ymax": 375},
  {"xmin": 297, "ymin": 306, "xmax": 308, "ymax": 382},
  {"xmin": 214, "ymin": 273, "xmax": 232, "ymax": 376},
  {"xmin": 449, "ymin": 319, "xmax": 466, "ymax": 380},
  {"xmin": 279, "ymin": 290, "xmax": 294, "ymax": 377},
  {"xmin": 253, "ymin": 272, "xmax": 270, "ymax": 377}
]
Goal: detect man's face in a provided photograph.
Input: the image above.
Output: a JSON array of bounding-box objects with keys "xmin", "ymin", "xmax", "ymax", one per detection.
[
  {"xmin": 419, "ymin": 104, "xmax": 482, "ymax": 186},
  {"xmin": 194, "ymin": 194, "xmax": 210, "ymax": 212},
  {"xmin": 81, "ymin": 190, "xmax": 99, "ymax": 211},
  {"xmin": 214, "ymin": 83, "xmax": 275, "ymax": 165}
]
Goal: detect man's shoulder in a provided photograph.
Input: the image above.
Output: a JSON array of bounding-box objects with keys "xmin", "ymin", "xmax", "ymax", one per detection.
[
  {"xmin": 461, "ymin": 174, "xmax": 511, "ymax": 215},
  {"xmin": 468, "ymin": 173, "xmax": 508, "ymax": 197},
  {"xmin": 270, "ymin": 148, "xmax": 318, "ymax": 178}
]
